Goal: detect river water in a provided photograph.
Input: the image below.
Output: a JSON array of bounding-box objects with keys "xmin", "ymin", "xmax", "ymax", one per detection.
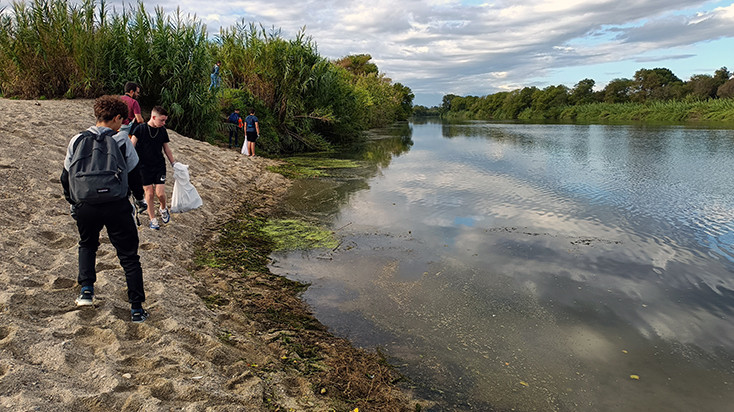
[{"xmin": 269, "ymin": 120, "xmax": 734, "ymax": 411}]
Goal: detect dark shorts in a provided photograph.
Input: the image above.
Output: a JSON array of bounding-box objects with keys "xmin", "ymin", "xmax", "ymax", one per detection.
[
  {"xmin": 140, "ymin": 165, "xmax": 166, "ymax": 186},
  {"xmin": 246, "ymin": 131, "xmax": 258, "ymax": 142}
]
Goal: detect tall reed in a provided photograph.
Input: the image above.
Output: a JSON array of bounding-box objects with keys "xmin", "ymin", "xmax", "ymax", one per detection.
[{"xmin": 0, "ymin": 0, "xmax": 217, "ymax": 139}]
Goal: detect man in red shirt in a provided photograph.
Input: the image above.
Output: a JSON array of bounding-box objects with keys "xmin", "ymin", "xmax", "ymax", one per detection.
[{"xmin": 120, "ymin": 81, "xmax": 147, "ymax": 215}]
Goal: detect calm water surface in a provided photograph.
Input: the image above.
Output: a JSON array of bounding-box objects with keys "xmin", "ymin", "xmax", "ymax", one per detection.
[{"xmin": 269, "ymin": 120, "xmax": 734, "ymax": 411}]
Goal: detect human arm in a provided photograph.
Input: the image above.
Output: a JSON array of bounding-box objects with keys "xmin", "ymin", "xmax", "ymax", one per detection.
[
  {"xmin": 162, "ymin": 142, "xmax": 175, "ymax": 165},
  {"xmin": 132, "ymin": 100, "xmax": 144, "ymax": 124},
  {"xmin": 255, "ymin": 121, "xmax": 260, "ymax": 136}
]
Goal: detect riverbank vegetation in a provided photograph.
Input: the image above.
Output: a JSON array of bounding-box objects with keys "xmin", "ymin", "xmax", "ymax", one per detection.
[
  {"xmin": 0, "ymin": 0, "xmax": 413, "ymax": 152},
  {"xmin": 433, "ymin": 67, "xmax": 734, "ymax": 124}
]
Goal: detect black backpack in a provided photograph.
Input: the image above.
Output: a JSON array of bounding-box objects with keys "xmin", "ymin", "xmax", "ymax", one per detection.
[{"xmin": 68, "ymin": 130, "xmax": 129, "ymax": 204}]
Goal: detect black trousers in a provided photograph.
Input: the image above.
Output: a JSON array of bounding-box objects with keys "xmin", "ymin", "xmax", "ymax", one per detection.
[
  {"xmin": 129, "ymin": 164, "xmax": 145, "ymax": 201},
  {"xmin": 228, "ymin": 124, "xmax": 239, "ymax": 148},
  {"xmin": 75, "ymin": 198, "xmax": 145, "ymax": 304}
]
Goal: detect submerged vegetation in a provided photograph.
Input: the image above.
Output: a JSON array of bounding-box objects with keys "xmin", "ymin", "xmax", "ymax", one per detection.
[
  {"xmin": 0, "ymin": 0, "xmax": 414, "ymax": 152},
  {"xmin": 263, "ymin": 219, "xmax": 338, "ymax": 251},
  {"xmin": 267, "ymin": 156, "xmax": 361, "ymax": 179}
]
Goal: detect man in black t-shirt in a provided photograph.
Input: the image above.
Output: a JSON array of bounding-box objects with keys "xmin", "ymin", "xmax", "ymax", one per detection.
[{"xmin": 131, "ymin": 106, "xmax": 176, "ymax": 230}]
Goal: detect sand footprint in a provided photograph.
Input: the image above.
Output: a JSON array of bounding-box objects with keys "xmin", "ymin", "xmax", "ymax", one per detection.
[
  {"xmin": 50, "ymin": 277, "xmax": 76, "ymax": 290},
  {"xmin": 140, "ymin": 242, "xmax": 156, "ymax": 251},
  {"xmin": 37, "ymin": 230, "xmax": 77, "ymax": 250}
]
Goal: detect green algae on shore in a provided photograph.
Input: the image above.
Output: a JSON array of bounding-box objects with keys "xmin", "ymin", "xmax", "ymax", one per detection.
[
  {"xmin": 263, "ymin": 219, "xmax": 339, "ymax": 251},
  {"xmin": 267, "ymin": 156, "xmax": 360, "ymax": 179}
]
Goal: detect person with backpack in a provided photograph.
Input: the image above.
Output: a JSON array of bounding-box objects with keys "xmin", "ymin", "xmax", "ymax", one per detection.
[
  {"xmin": 244, "ymin": 108, "xmax": 260, "ymax": 157},
  {"xmin": 60, "ymin": 95, "xmax": 149, "ymax": 323},
  {"xmin": 227, "ymin": 108, "xmax": 242, "ymax": 148},
  {"xmin": 130, "ymin": 106, "xmax": 176, "ymax": 230}
]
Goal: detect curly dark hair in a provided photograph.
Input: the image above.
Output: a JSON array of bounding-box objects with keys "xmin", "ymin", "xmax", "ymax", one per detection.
[{"xmin": 94, "ymin": 95, "xmax": 129, "ymax": 122}]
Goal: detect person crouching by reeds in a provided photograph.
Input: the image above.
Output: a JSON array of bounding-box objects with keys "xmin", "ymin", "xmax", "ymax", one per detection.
[
  {"xmin": 130, "ymin": 106, "xmax": 176, "ymax": 230},
  {"xmin": 61, "ymin": 95, "xmax": 149, "ymax": 323}
]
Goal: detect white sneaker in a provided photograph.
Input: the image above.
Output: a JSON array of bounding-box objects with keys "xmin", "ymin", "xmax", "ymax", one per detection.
[
  {"xmin": 160, "ymin": 208, "xmax": 170, "ymax": 224},
  {"xmin": 149, "ymin": 218, "xmax": 160, "ymax": 230}
]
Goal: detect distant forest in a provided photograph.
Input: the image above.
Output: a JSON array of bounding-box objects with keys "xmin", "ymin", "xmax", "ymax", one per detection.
[{"xmin": 417, "ymin": 67, "xmax": 734, "ymax": 123}]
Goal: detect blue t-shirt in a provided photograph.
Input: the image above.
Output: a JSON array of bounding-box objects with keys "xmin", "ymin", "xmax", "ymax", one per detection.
[{"xmin": 245, "ymin": 115, "xmax": 258, "ymax": 132}]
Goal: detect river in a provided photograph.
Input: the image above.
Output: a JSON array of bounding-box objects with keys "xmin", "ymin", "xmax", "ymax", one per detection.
[{"xmin": 269, "ymin": 120, "xmax": 734, "ymax": 411}]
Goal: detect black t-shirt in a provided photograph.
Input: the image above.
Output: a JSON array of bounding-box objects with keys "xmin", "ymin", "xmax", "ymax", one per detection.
[{"xmin": 133, "ymin": 123, "xmax": 170, "ymax": 169}]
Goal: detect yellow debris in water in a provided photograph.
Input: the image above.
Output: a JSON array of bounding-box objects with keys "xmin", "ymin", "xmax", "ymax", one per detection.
[
  {"xmin": 519, "ymin": 381, "xmax": 529, "ymax": 387},
  {"xmin": 622, "ymin": 350, "xmax": 628, "ymax": 354},
  {"xmin": 630, "ymin": 375, "xmax": 640, "ymax": 380}
]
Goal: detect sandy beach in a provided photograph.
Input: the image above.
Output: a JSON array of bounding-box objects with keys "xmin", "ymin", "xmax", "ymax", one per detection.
[{"xmin": 0, "ymin": 98, "xmax": 419, "ymax": 411}]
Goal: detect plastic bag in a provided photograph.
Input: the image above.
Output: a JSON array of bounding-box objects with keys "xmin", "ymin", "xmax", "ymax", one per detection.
[
  {"xmin": 171, "ymin": 162, "xmax": 203, "ymax": 213},
  {"xmin": 241, "ymin": 139, "xmax": 249, "ymax": 156}
]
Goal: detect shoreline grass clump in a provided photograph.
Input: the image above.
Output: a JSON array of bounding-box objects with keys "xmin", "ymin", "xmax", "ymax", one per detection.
[{"xmin": 263, "ymin": 219, "xmax": 338, "ymax": 251}]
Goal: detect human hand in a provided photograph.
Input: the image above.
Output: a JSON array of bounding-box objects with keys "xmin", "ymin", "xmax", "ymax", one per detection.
[{"xmin": 70, "ymin": 204, "xmax": 78, "ymax": 220}]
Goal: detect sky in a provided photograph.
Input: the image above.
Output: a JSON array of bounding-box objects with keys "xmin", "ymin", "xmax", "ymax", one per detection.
[{"xmin": 7, "ymin": 0, "xmax": 734, "ymax": 106}]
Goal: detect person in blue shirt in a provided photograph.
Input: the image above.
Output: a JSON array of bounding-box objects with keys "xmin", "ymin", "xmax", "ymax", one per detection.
[
  {"xmin": 244, "ymin": 108, "xmax": 260, "ymax": 157},
  {"xmin": 227, "ymin": 108, "xmax": 242, "ymax": 148},
  {"xmin": 209, "ymin": 61, "xmax": 221, "ymax": 91}
]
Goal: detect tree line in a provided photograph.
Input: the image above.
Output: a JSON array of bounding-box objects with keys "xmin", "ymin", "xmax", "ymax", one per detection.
[
  {"xmin": 0, "ymin": 0, "xmax": 414, "ymax": 152},
  {"xmin": 419, "ymin": 67, "xmax": 734, "ymax": 122}
]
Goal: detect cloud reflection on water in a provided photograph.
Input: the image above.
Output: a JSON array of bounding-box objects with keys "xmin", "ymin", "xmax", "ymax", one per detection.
[{"xmin": 271, "ymin": 120, "xmax": 734, "ymax": 410}]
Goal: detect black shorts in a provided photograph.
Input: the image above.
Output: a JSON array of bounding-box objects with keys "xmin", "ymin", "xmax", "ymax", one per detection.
[
  {"xmin": 246, "ymin": 131, "xmax": 258, "ymax": 142},
  {"xmin": 140, "ymin": 165, "xmax": 166, "ymax": 186}
]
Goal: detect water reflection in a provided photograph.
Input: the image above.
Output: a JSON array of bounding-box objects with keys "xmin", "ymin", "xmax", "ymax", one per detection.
[{"xmin": 270, "ymin": 121, "xmax": 734, "ymax": 411}]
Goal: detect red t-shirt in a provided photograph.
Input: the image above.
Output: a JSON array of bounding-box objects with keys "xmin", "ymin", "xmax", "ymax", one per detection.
[{"xmin": 120, "ymin": 95, "xmax": 141, "ymax": 125}]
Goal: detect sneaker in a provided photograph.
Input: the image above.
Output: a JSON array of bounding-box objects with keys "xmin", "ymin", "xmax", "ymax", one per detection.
[
  {"xmin": 75, "ymin": 287, "xmax": 94, "ymax": 306},
  {"xmin": 135, "ymin": 199, "xmax": 148, "ymax": 214},
  {"xmin": 160, "ymin": 207, "xmax": 170, "ymax": 224},
  {"xmin": 149, "ymin": 218, "xmax": 160, "ymax": 230},
  {"xmin": 131, "ymin": 309, "xmax": 149, "ymax": 323}
]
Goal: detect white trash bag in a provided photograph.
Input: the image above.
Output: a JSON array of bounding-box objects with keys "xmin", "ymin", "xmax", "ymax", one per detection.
[
  {"xmin": 241, "ymin": 139, "xmax": 249, "ymax": 156},
  {"xmin": 171, "ymin": 162, "xmax": 203, "ymax": 213}
]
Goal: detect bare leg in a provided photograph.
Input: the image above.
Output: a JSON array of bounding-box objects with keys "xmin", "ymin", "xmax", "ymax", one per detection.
[
  {"xmin": 248, "ymin": 141, "xmax": 256, "ymax": 157},
  {"xmin": 144, "ymin": 185, "xmax": 156, "ymax": 220},
  {"xmin": 156, "ymin": 184, "xmax": 167, "ymax": 210}
]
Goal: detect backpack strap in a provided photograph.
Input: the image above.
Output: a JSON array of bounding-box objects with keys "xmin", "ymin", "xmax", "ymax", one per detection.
[{"xmin": 71, "ymin": 129, "xmax": 126, "ymax": 163}]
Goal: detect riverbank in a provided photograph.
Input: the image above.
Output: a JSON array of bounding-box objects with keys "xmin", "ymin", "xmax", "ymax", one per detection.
[
  {"xmin": 439, "ymin": 98, "xmax": 734, "ymax": 124},
  {"xmin": 0, "ymin": 98, "xmax": 422, "ymax": 411}
]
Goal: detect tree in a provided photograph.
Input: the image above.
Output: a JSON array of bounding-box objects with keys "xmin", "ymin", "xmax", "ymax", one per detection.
[
  {"xmin": 718, "ymin": 79, "xmax": 734, "ymax": 99},
  {"xmin": 441, "ymin": 94, "xmax": 458, "ymax": 114},
  {"xmin": 334, "ymin": 54, "xmax": 378, "ymax": 76},
  {"xmin": 392, "ymin": 82, "xmax": 414, "ymax": 120},
  {"xmin": 500, "ymin": 87, "xmax": 537, "ymax": 118},
  {"xmin": 714, "ymin": 67, "xmax": 731, "ymax": 83},
  {"xmin": 687, "ymin": 74, "xmax": 719, "ymax": 100},
  {"xmin": 569, "ymin": 78, "xmax": 597, "ymax": 105},
  {"xmin": 531, "ymin": 84, "xmax": 569, "ymax": 117},
  {"xmin": 603, "ymin": 78, "xmax": 634, "ymax": 103},
  {"xmin": 631, "ymin": 67, "xmax": 684, "ymax": 102}
]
